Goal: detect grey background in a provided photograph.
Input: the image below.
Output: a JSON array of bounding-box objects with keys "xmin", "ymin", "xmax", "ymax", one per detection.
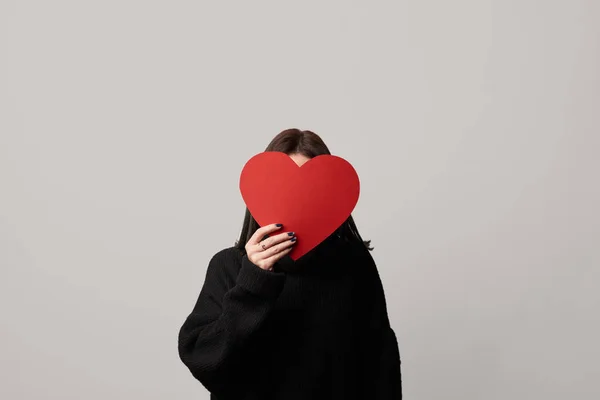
[{"xmin": 1, "ymin": 1, "xmax": 598, "ymax": 399}]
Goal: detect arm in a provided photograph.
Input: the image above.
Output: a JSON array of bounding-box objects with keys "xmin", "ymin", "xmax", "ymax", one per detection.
[
  {"xmin": 361, "ymin": 247, "xmax": 403, "ymax": 399},
  {"xmin": 177, "ymin": 248, "xmax": 286, "ymax": 397}
]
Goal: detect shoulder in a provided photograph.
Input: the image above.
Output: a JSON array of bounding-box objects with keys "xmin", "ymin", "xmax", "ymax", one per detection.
[
  {"xmin": 204, "ymin": 246, "xmax": 245, "ymax": 288},
  {"xmin": 308, "ymin": 238, "xmax": 375, "ymax": 275},
  {"xmin": 343, "ymin": 240, "xmax": 381, "ymax": 280},
  {"xmin": 209, "ymin": 246, "xmax": 244, "ymax": 266},
  {"xmin": 341, "ymin": 238, "xmax": 375, "ymax": 263}
]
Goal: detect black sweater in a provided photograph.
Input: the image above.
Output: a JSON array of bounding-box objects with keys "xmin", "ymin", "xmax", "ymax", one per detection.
[{"xmin": 177, "ymin": 234, "xmax": 402, "ymax": 399}]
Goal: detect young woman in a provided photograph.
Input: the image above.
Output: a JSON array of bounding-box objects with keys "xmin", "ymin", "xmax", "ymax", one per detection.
[{"xmin": 177, "ymin": 129, "xmax": 402, "ymax": 399}]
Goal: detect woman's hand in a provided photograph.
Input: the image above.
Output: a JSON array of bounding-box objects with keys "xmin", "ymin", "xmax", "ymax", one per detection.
[{"xmin": 245, "ymin": 223, "xmax": 297, "ymax": 271}]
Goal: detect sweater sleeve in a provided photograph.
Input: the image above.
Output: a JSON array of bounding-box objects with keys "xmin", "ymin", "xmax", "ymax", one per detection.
[
  {"xmin": 177, "ymin": 248, "xmax": 286, "ymax": 398},
  {"xmin": 360, "ymin": 247, "xmax": 403, "ymax": 399}
]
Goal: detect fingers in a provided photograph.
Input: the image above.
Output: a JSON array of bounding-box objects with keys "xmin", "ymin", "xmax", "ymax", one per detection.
[
  {"xmin": 259, "ymin": 234, "xmax": 296, "ymax": 259},
  {"xmin": 247, "ymin": 223, "xmax": 283, "ymax": 246},
  {"xmin": 263, "ymin": 246, "xmax": 293, "ymax": 265},
  {"xmin": 245, "ymin": 223, "xmax": 297, "ymax": 270},
  {"xmin": 259, "ymin": 230, "xmax": 296, "ymax": 250}
]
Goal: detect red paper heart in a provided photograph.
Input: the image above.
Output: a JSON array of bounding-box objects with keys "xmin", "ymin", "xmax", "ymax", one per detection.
[{"xmin": 239, "ymin": 151, "xmax": 360, "ymax": 260}]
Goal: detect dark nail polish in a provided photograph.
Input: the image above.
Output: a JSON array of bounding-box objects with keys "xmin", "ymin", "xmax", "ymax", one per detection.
[
  {"xmin": 276, "ymin": 223, "xmax": 283, "ymax": 227},
  {"xmin": 288, "ymin": 232, "xmax": 294, "ymax": 236},
  {"xmin": 291, "ymin": 237, "xmax": 297, "ymax": 242}
]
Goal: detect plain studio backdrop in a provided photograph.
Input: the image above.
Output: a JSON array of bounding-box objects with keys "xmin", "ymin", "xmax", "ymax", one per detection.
[{"xmin": 1, "ymin": 1, "xmax": 598, "ymax": 399}]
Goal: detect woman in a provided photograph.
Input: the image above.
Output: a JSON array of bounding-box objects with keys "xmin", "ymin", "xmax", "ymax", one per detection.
[{"xmin": 177, "ymin": 129, "xmax": 402, "ymax": 399}]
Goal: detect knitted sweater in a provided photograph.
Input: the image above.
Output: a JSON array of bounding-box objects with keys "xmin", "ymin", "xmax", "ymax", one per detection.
[{"xmin": 177, "ymin": 234, "xmax": 402, "ymax": 399}]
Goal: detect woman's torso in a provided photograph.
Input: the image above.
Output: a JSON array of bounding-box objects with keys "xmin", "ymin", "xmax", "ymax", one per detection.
[{"xmin": 232, "ymin": 236, "xmax": 371, "ymax": 399}]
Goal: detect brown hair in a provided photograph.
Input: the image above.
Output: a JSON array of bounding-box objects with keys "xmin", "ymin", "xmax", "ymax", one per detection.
[{"xmin": 235, "ymin": 128, "xmax": 373, "ymax": 253}]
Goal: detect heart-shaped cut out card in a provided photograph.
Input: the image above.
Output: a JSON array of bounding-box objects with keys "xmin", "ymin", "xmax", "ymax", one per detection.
[{"xmin": 239, "ymin": 151, "xmax": 360, "ymax": 260}]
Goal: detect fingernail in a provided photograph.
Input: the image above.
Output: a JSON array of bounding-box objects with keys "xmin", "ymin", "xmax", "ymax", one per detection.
[
  {"xmin": 275, "ymin": 223, "xmax": 283, "ymax": 227},
  {"xmin": 291, "ymin": 237, "xmax": 297, "ymax": 242},
  {"xmin": 287, "ymin": 232, "xmax": 294, "ymax": 236}
]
